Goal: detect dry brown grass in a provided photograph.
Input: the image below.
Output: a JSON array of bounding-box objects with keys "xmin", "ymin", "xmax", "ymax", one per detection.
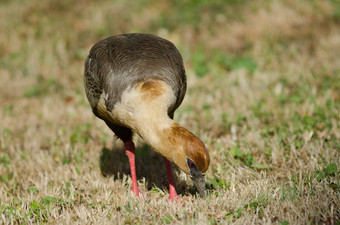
[{"xmin": 1, "ymin": 0, "xmax": 339, "ymax": 224}]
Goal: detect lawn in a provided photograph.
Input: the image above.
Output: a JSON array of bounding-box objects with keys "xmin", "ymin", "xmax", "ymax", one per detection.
[{"xmin": 0, "ymin": 0, "xmax": 339, "ymax": 224}]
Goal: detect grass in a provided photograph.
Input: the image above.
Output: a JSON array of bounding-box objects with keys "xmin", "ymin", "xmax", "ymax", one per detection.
[{"xmin": 0, "ymin": 0, "xmax": 339, "ymax": 224}]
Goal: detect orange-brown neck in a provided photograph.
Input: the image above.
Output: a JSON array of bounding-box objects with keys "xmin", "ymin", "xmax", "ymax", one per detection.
[
  {"xmin": 135, "ymin": 116, "xmax": 209, "ymax": 175},
  {"xmin": 107, "ymin": 79, "xmax": 209, "ymax": 174}
]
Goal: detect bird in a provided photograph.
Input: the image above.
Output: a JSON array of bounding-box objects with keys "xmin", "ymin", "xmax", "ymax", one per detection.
[{"xmin": 84, "ymin": 33, "xmax": 210, "ymax": 201}]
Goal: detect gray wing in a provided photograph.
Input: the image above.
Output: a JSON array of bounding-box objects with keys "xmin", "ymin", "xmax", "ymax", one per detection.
[
  {"xmin": 84, "ymin": 33, "xmax": 186, "ymax": 115},
  {"xmin": 84, "ymin": 38, "xmax": 111, "ymax": 110},
  {"xmin": 84, "ymin": 57, "xmax": 101, "ymax": 109}
]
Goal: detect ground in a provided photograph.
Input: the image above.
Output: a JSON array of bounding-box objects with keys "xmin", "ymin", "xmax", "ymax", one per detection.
[{"xmin": 0, "ymin": 0, "xmax": 339, "ymax": 224}]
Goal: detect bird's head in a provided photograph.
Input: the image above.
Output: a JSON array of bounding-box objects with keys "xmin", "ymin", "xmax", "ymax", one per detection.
[{"xmin": 168, "ymin": 124, "xmax": 210, "ymax": 197}]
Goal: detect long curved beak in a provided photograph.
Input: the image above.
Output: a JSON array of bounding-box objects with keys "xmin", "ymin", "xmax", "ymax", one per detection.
[{"xmin": 191, "ymin": 174, "xmax": 206, "ymax": 197}]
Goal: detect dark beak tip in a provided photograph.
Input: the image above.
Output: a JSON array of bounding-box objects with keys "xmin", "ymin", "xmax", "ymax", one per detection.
[
  {"xmin": 191, "ymin": 173, "xmax": 206, "ymax": 198},
  {"xmin": 198, "ymin": 190, "xmax": 205, "ymax": 198},
  {"xmin": 194, "ymin": 180, "xmax": 206, "ymax": 198}
]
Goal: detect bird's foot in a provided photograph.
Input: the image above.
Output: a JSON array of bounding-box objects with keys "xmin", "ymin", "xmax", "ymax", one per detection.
[
  {"xmin": 132, "ymin": 187, "xmax": 142, "ymax": 197},
  {"xmin": 168, "ymin": 192, "xmax": 180, "ymax": 202}
]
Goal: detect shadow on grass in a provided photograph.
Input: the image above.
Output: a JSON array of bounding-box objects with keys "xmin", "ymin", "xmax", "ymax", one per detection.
[{"xmin": 99, "ymin": 141, "xmax": 194, "ymax": 196}]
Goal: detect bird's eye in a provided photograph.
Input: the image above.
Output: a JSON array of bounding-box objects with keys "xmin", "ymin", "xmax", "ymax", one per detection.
[{"xmin": 189, "ymin": 162, "xmax": 195, "ymax": 168}]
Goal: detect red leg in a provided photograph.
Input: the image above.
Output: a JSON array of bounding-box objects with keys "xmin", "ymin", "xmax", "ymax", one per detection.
[
  {"xmin": 124, "ymin": 140, "xmax": 141, "ymax": 196},
  {"xmin": 163, "ymin": 157, "xmax": 179, "ymax": 201}
]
